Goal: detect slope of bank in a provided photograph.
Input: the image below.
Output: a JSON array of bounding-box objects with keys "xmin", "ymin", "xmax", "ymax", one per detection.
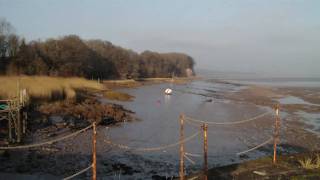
[{"xmin": 188, "ymin": 152, "xmax": 320, "ymax": 179}]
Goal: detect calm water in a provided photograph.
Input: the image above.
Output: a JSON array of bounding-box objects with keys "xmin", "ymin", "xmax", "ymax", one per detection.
[{"xmin": 100, "ymin": 80, "xmax": 274, "ymax": 178}]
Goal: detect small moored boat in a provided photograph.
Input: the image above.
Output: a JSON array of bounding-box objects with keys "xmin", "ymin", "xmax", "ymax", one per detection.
[{"xmin": 164, "ymin": 88, "xmax": 172, "ymax": 95}]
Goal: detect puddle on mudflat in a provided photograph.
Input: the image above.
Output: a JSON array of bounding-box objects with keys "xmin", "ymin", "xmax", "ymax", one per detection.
[
  {"xmin": 295, "ymin": 111, "xmax": 320, "ymax": 132},
  {"xmin": 278, "ymin": 96, "xmax": 320, "ymax": 106}
]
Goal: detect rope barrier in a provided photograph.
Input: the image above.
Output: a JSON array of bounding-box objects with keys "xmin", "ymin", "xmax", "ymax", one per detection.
[
  {"xmin": 184, "ymin": 154, "xmax": 195, "ymax": 164},
  {"xmin": 185, "ymin": 152, "xmax": 201, "ymax": 157},
  {"xmin": 185, "ymin": 111, "xmax": 271, "ymax": 125},
  {"xmin": 236, "ymin": 137, "xmax": 273, "ymax": 156},
  {"xmin": 62, "ymin": 164, "xmax": 93, "ymax": 180},
  {"xmin": 0, "ymin": 124, "xmax": 93, "ymax": 150},
  {"xmin": 307, "ymin": 129, "xmax": 320, "ymax": 137},
  {"xmin": 184, "ymin": 118, "xmax": 202, "ymax": 127},
  {"xmin": 104, "ymin": 131, "xmax": 200, "ymax": 152}
]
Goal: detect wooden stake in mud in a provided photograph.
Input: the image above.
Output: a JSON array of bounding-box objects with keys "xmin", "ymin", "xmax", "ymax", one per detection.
[
  {"xmin": 16, "ymin": 81, "xmax": 21, "ymax": 142},
  {"xmin": 17, "ymin": 107, "xmax": 21, "ymax": 143},
  {"xmin": 203, "ymin": 124, "xmax": 208, "ymax": 180},
  {"xmin": 273, "ymin": 105, "xmax": 280, "ymax": 164},
  {"xmin": 22, "ymin": 112, "xmax": 27, "ymax": 134},
  {"xmin": 179, "ymin": 114, "xmax": 185, "ymax": 180},
  {"xmin": 8, "ymin": 115, "xmax": 12, "ymax": 142},
  {"xmin": 92, "ymin": 122, "xmax": 97, "ymax": 180}
]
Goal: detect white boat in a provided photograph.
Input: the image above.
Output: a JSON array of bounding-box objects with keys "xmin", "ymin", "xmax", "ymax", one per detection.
[{"xmin": 164, "ymin": 88, "xmax": 172, "ymax": 95}]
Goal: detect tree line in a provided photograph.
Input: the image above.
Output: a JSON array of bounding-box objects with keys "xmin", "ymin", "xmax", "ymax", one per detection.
[{"xmin": 0, "ymin": 18, "xmax": 195, "ymax": 79}]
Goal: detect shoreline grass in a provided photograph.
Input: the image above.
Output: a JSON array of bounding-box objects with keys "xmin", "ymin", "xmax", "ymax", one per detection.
[
  {"xmin": 103, "ymin": 90, "xmax": 134, "ymax": 101},
  {"xmin": 0, "ymin": 76, "xmax": 103, "ymax": 100}
]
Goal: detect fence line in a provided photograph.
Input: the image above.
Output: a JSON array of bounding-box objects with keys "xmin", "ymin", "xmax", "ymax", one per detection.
[
  {"xmin": 236, "ymin": 137, "xmax": 273, "ymax": 155},
  {"xmin": 305, "ymin": 129, "xmax": 320, "ymax": 136},
  {"xmin": 63, "ymin": 164, "xmax": 93, "ymax": 180},
  {"xmin": 0, "ymin": 124, "xmax": 93, "ymax": 150},
  {"xmin": 185, "ymin": 111, "xmax": 271, "ymax": 125},
  {"xmin": 185, "ymin": 152, "xmax": 201, "ymax": 157},
  {"xmin": 0, "ymin": 103, "xmax": 284, "ymax": 179},
  {"xmin": 104, "ymin": 131, "xmax": 200, "ymax": 152},
  {"xmin": 184, "ymin": 154, "xmax": 196, "ymax": 164}
]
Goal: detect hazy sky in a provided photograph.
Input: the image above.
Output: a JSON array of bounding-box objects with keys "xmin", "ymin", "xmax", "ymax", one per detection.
[{"xmin": 1, "ymin": 0, "xmax": 319, "ymax": 77}]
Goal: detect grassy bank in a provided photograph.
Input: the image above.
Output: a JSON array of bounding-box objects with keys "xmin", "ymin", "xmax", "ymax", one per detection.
[
  {"xmin": 0, "ymin": 76, "xmax": 103, "ymax": 100},
  {"xmin": 188, "ymin": 152, "xmax": 320, "ymax": 179}
]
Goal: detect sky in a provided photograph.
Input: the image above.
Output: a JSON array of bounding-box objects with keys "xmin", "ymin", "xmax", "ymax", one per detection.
[{"xmin": 0, "ymin": 0, "xmax": 319, "ymax": 77}]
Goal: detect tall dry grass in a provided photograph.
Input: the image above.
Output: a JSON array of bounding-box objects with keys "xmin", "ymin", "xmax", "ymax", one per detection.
[{"xmin": 0, "ymin": 76, "xmax": 103, "ymax": 100}]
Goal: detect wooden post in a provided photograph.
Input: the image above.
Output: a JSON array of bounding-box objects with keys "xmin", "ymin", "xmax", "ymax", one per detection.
[
  {"xmin": 8, "ymin": 115, "xmax": 12, "ymax": 142},
  {"xmin": 179, "ymin": 114, "xmax": 185, "ymax": 180},
  {"xmin": 22, "ymin": 112, "xmax": 27, "ymax": 134},
  {"xmin": 203, "ymin": 124, "xmax": 208, "ymax": 180},
  {"xmin": 17, "ymin": 107, "xmax": 21, "ymax": 142},
  {"xmin": 92, "ymin": 122, "xmax": 97, "ymax": 180},
  {"xmin": 273, "ymin": 105, "xmax": 280, "ymax": 164}
]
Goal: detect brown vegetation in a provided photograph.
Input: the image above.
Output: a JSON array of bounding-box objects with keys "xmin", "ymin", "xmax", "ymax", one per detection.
[
  {"xmin": 38, "ymin": 99, "xmax": 133, "ymax": 124},
  {"xmin": 0, "ymin": 76, "xmax": 103, "ymax": 99},
  {"xmin": 103, "ymin": 90, "xmax": 134, "ymax": 101}
]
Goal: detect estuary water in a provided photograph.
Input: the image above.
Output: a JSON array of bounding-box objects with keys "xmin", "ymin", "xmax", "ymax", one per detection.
[{"xmin": 100, "ymin": 80, "xmax": 274, "ymax": 179}]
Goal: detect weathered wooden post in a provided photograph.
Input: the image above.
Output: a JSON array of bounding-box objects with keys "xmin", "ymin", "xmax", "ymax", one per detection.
[
  {"xmin": 22, "ymin": 111, "xmax": 27, "ymax": 134},
  {"xmin": 17, "ymin": 105, "xmax": 21, "ymax": 143},
  {"xmin": 203, "ymin": 124, "xmax": 208, "ymax": 180},
  {"xmin": 273, "ymin": 105, "xmax": 280, "ymax": 164},
  {"xmin": 8, "ymin": 113, "xmax": 12, "ymax": 142},
  {"xmin": 92, "ymin": 122, "xmax": 97, "ymax": 180},
  {"xmin": 179, "ymin": 114, "xmax": 185, "ymax": 180}
]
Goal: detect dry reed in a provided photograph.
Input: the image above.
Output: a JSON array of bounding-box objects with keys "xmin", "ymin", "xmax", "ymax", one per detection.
[{"xmin": 0, "ymin": 76, "xmax": 103, "ymax": 100}]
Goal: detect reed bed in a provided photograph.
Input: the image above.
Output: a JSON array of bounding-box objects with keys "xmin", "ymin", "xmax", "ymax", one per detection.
[{"xmin": 0, "ymin": 76, "xmax": 103, "ymax": 99}]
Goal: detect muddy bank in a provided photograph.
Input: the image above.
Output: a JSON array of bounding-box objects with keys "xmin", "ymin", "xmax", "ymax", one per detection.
[
  {"xmin": 37, "ymin": 99, "xmax": 134, "ymax": 125},
  {"xmin": 0, "ymin": 87, "xmax": 138, "ymax": 179},
  {"xmin": 103, "ymin": 77, "xmax": 198, "ymax": 89},
  {"xmin": 225, "ymin": 85, "xmax": 320, "ymax": 113}
]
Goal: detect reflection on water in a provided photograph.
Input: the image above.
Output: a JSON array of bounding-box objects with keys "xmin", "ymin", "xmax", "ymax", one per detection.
[
  {"xmin": 164, "ymin": 94, "xmax": 171, "ymax": 104},
  {"xmin": 100, "ymin": 80, "xmax": 275, "ymax": 178}
]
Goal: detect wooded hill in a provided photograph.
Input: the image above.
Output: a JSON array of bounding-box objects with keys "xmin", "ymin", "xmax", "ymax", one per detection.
[{"xmin": 0, "ymin": 18, "xmax": 195, "ymax": 79}]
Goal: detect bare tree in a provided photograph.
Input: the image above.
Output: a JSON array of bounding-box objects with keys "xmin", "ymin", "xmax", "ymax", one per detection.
[{"xmin": 0, "ymin": 17, "xmax": 15, "ymax": 58}]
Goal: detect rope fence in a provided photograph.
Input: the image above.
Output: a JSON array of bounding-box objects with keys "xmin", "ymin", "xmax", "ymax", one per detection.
[
  {"xmin": 236, "ymin": 137, "xmax": 273, "ymax": 156},
  {"xmin": 0, "ymin": 103, "xmax": 284, "ymax": 180},
  {"xmin": 185, "ymin": 111, "xmax": 272, "ymax": 125},
  {"xmin": 104, "ymin": 130, "xmax": 200, "ymax": 152},
  {"xmin": 63, "ymin": 164, "xmax": 93, "ymax": 180},
  {"xmin": 0, "ymin": 124, "xmax": 93, "ymax": 150}
]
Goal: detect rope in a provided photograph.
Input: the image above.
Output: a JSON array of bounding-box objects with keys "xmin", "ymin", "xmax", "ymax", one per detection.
[
  {"xmin": 185, "ymin": 118, "xmax": 201, "ymax": 127},
  {"xmin": 236, "ymin": 137, "xmax": 273, "ymax": 156},
  {"xmin": 185, "ymin": 152, "xmax": 201, "ymax": 157},
  {"xmin": 307, "ymin": 129, "xmax": 320, "ymax": 137},
  {"xmin": 184, "ymin": 154, "xmax": 195, "ymax": 164},
  {"xmin": 62, "ymin": 164, "xmax": 92, "ymax": 180},
  {"xmin": 0, "ymin": 124, "xmax": 93, "ymax": 150},
  {"xmin": 104, "ymin": 131, "xmax": 200, "ymax": 152},
  {"xmin": 185, "ymin": 111, "xmax": 271, "ymax": 125}
]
